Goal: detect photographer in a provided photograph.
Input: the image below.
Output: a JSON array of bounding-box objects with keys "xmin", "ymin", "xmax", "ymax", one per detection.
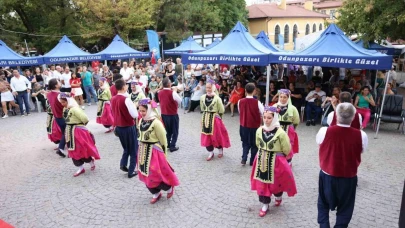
[{"xmin": 305, "ymin": 83, "xmax": 326, "ymax": 126}]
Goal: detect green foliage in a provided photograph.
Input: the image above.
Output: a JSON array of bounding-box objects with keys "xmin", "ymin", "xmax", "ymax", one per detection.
[{"xmin": 338, "ymin": 0, "xmax": 405, "ymax": 42}]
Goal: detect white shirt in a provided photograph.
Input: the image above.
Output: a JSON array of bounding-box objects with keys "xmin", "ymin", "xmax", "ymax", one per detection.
[
  {"xmin": 52, "ymin": 70, "xmax": 62, "ymax": 80},
  {"xmin": 10, "ymin": 76, "xmax": 32, "ymax": 92},
  {"xmin": 139, "ymin": 75, "xmax": 149, "ymax": 88},
  {"xmin": 162, "ymin": 88, "xmax": 182, "ymax": 106},
  {"xmin": 117, "ymin": 93, "xmax": 138, "ymax": 118},
  {"xmin": 184, "ymin": 69, "xmax": 194, "ymax": 80},
  {"xmin": 238, "ymin": 96, "xmax": 264, "ymax": 116},
  {"xmin": 61, "ymin": 72, "xmax": 72, "ymax": 88},
  {"xmin": 306, "ymin": 90, "xmax": 326, "ymax": 102},
  {"xmin": 120, "ymin": 67, "xmax": 134, "ymax": 82},
  {"xmin": 339, "ymin": 68, "xmax": 346, "ymax": 79},
  {"xmin": 327, "ymin": 111, "xmax": 362, "ymax": 127},
  {"xmin": 191, "ymin": 64, "xmax": 203, "ymax": 76},
  {"xmin": 220, "ymin": 70, "xmax": 230, "ymax": 80},
  {"xmin": 316, "ymin": 124, "xmax": 368, "ymax": 153},
  {"xmin": 387, "ymin": 70, "xmax": 397, "ymax": 84},
  {"xmin": 191, "ymin": 84, "xmax": 206, "ymax": 101}
]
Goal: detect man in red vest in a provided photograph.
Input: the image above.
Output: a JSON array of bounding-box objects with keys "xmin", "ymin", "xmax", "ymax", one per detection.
[
  {"xmin": 111, "ymin": 79, "xmax": 139, "ymax": 178},
  {"xmin": 238, "ymin": 83, "xmax": 263, "ymax": 166},
  {"xmin": 327, "ymin": 92, "xmax": 362, "ymax": 129},
  {"xmin": 158, "ymin": 78, "xmax": 182, "ymax": 152},
  {"xmin": 316, "ymin": 103, "xmax": 368, "ymax": 228}
]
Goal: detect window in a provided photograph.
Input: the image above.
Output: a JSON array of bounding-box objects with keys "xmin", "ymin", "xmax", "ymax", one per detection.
[
  {"xmin": 275, "ymin": 25, "xmax": 280, "ymax": 44},
  {"xmin": 313, "ymin": 23, "xmax": 316, "ymax": 33},
  {"xmin": 305, "ymin": 24, "xmax": 310, "ymax": 35},
  {"xmin": 330, "ymin": 10, "xmax": 336, "ymax": 19},
  {"xmin": 293, "ymin": 24, "xmax": 298, "ymax": 40},
  {"xmin": 284, "ymin": 25, "xmax": 290, "ymax": 43},
  {"xmin": 320, "ymin": 10, "xmax": 326, "ymax": 14},
  {"xmin": 319, "ymin": 23, "xmax": 323, "ymax": 31}
]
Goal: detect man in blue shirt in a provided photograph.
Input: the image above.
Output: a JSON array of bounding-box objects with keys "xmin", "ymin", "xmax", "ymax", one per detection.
[{"xmin": 81, "ymin": 66, "xmax": 98, "ymax": 106}]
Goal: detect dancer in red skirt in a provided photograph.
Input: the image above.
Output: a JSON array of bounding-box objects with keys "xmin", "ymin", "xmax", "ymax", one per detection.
[
  {"xmin": 272, "ymin": 89, "xmax": 300, "ymax": 165},
  {"xmin": 137, "ymin": 98, "xmax": 179, "ymax": 204},
  {"xmin": 96, "ymin": 77, "xmax": 114, "ymax": 133},
  {"xmin": 200, "ymin": 80, "xmax": 231, "ymax": 161},
  {"xmin": 46, "ymin": 100, "xmax": 62, "ymax": 144},
  {"xmin": 59, "ymin": 93, "xmax": 101, "ymax": 177},
  {"xmin": 251, "ymin": 106, "xmax": 297, "ymax": 217}
]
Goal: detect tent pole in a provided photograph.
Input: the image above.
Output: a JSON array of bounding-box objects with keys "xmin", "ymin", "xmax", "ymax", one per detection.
[
  {"xmin": 374, "ymin": 70, "xmax": 378, "ymax": 96},
  {"xmin": 24, "ymin": 39, "xmax": 30, "ymax": 57},
  {"xmin": 374, "ymin": 71, "xmax": 390, "ymax": 139},
  {"xmin": 265, "ymin": 64, "xmax": 271, "ymax": 105}
]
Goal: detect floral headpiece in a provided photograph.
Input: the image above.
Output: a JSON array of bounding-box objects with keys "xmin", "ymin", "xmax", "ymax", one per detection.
[
  {"xmin": 264, "ymin": 106, "xmax": 279, "ymax": 113},
  {"xmin": 138, "ymin": 98, "xmax": 158, "ymax": 108},
  {"xmin": 278, "ymin": 89, "xmax": 290, "ymax": 95},
  {"xmin": 131, "ymin": 81, "xmax": 143, "ymax": 86},
  {"xmin": 206, "ymin": 78, "xmax": 215, "ymax": 85},
  {"xmin": 59, "ymin": 92, "xmax": 72, "ymax": 99},
  {"xmin": 100, "ymin": 77, "xmax": 107, "ymax": 82}
]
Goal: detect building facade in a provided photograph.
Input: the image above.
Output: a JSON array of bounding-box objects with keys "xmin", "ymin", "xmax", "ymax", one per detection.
[{"xmin": 247, "ymin": 0, "xmax": 328, "ymax": 50}]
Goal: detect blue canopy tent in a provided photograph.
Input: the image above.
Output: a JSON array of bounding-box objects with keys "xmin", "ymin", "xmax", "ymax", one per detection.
[
  {"xmin": 255, "ymin": 31, "xmax": 281, "ymax": 52},
  {"xmin": 272, "ymin": 24, "xmax": 392, "ymax": 70},
  {"xmin": 43, "ymin": 35, "xmax": 102, "ymax": 64},
  {"xmin": 164, "ymin": 36, "xmax": 206, "ymax": 55},
  {"xmin": 97, "ymin": 35, "xmax": 150, "ymax": 60},
  {"xmin": 0, "ymin": 40, "xmax": 43, "ymax": 66},
  {"xmin": 355, "ymin": 40, "xmax": 396, "ymax": 56},
  {"xmin": 205, "ymin": 38, "xmax": 221, "ymax": 50}
]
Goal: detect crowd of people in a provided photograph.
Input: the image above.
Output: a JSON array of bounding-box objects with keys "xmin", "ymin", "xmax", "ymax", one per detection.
[{"xmin": 4, "ymin": 58, "xmax": 397, "ymax": 227}]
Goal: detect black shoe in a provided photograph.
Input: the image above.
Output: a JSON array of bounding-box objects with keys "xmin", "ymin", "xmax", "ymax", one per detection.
[
  {"xmin": 241, "ymin": 160, "xmax": 246, "ymax": 166},
  {"xmin": 128, "ymin": 171, "xmax": 138, "ymax": 178},
  {"xmin": 56, "ymin": 150, "xmax": 66, "ymax": 158},
  {"xmin": 169, "ymin": 147, "xmax": 179, "ymax": 152},
  {"xmin": 311, "ymin": 120, "xmax": 316, "ymax": 126},
  {"xmin": 306, "ymin": 121, "xmax": 311, "ymax": 126},
  {"xmin": 249, "ymin": 161, "xmax": 254, "ymax": 166},
  {"xmin": 120, "ymin": 166, "xmax": 129, "ymax": 172}
]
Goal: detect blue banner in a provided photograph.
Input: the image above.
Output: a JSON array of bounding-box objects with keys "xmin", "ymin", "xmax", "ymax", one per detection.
[
  {"xmin": 146, "ymin": 30, "xmax": 161, "ymax": 60},
  {"xmin": 278, "ymin": 34, "xmax": 284, "ymax": 50}
]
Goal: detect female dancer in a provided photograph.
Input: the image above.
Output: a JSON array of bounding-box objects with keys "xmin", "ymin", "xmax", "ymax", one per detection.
[
  {"xmin": 59, "ymin": 93, "xmax": 100, "ymax": 177},
  {"xmin": 46, "ymin": 101, "xmax": 62, "ymax": 145},
  {"xmin": 137, "ymin": 98, "xmax": 179, "ymax": 204},
  {"xmin": 96, "ymin": 77, "xmax": 114, "ymax": 133},
  {"xmin": 251, "ymin": 106, "xmax": 297, "ymax": 217},
  {"xmin": 272, "ymin": 89, "xmax": 299, "ymax": 165},
  {"xmin": 225, "ymin": 81, "xmax": 244, "ymax": 117},
  {"xmin": 200, "ymin": 80, "xmax": 231, "ymax": 161},
  {"xmin": 130, "ymin": 82, "xmax": 146, "ymax": 108}
]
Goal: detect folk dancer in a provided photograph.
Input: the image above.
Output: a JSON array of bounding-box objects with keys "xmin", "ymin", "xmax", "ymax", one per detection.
[
  {"xmin": 96, "ymin": 77, "xmax": 114, "ymax": 133},
  {"xmin": 111, "ymin": 79, "xmax": 139, "ymax": 178},
  {"xmin": 46, "ymin": 79, "xmax": 67, "ymax": 157},
  {"xmin": 250, "ymin": 106, "xmax": 297, "ymax": 217},
  {"xmin": 130, "ymin": 82, "xmax": 146, "ymax": 108},
  {"xmin": 273, "ymin": 89, "xmax": 300, "ymax": 165},
  {"xmin": 327, "ymin": 92, "xmax": 362, "ymax": 129},
  {"xmin": 46, "ymin": 100, "xmax": 62, "ymax": 145},
  {"xmin": 238, "ymin": 83, "xmax": 264, "ymax": 166},
  {"xmin": 59, "ymin": 93, "xmax": 100, "ymax": 177},
  {"xmin": 316, "ymin": 103, "xmax": 368, "ymax": 228},
  {"xmin": 200, "ymin": 80, "xmax": 231, "ymax": 161},
  {"xmin": 158, "ymin": 78, "xmax": 182, "ymax": 152},
  {"xmin": 137, "ymin": 98, "xmax": 180, "ymax": 204}
]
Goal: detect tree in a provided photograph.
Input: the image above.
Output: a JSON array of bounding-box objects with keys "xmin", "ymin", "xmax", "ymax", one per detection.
[{"xmin": 338, "ymin": 0, "xmax": 405, "ymax": 42}]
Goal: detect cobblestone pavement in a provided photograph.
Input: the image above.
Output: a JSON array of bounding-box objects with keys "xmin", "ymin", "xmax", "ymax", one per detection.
[{"xmin": 0, "ymin": 105, "xmax": 404, "ymax": 228}]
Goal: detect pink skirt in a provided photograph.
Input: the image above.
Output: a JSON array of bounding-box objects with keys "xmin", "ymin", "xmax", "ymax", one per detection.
[
  {"xmin": 250, "ymin": 155, "xmax": 297, "ymax": 197},
  {"xmin": 96, "ymin": 102, "xmax": 114, "ymax": 127},
  {"xmin": 138, "ymin": 146, "xmax": 180, "ymax": 189},
  {"xmin": 48, "ymin": 118, "xmax": 62, "ymax": 144},
  {"xmin": 201, "ymin": 116, "xmax": 231, "ymax": 148},
  {"xmin": 286, "ymin": 125, "xmax": 299, "ymax": 160},
  {"xmin": 67, "ymin": 126, "xmax": 100, "ymax": 161}
]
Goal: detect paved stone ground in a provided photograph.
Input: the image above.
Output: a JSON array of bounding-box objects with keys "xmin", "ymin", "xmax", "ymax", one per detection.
[{"xmin": 0, "ymin": 105, "xmax": 404, "ymax": 228}]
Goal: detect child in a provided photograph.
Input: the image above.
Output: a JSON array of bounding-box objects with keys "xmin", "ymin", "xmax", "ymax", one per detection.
[{"xmin": 148, "ymin": 75, "xmax": 159, "ymax": 100}]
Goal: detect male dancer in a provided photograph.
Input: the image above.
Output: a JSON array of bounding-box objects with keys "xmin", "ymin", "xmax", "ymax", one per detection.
[
  {"xmin": 238, "ymin": 83, "xmax": 264, "ymax": 166},
  {"xmin": 158, "ymin": 78, "xmax": 182, "ymax": 152},
  {"xmin": 46, "ymin": 78, "xmax": 66, "ymax": 157},
  {"xmin": 316, "ymin": 103, "xmax": 368, "ymax": 228},
  {"xmin": 327, "ymin": 91, "xmax": 362, "ymax": 129},
  {"xmin": 111, "ymin": 79, "xmax": 138, "ymax": 178}
]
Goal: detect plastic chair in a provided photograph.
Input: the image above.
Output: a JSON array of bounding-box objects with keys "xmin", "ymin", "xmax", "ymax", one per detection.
[{"xmin": 373, "ymin": 95, "xmax": 405, "ymax": 133}]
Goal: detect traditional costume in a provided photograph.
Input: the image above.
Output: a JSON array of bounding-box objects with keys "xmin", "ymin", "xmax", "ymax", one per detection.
[
  {"xmin": 273, "ymin": 89, "xmax": 300, "ymax": 164},
  {"xmin": 137, "ymin": 98, "xmax": 179, "ymax": 204},
  {"xmin": 59, "ymin": 93, "xmax": 100, "ymax": 177},
  {"xmin": 46, "ymin": 101, "xmax": 62, "ymax": 144},
  {"xmin": 47, "ymin": 89, "xmax": 67, "ymax": 157},
  {"xmin": 130, "ymin": 82, "xmax": 146, "ymax": 108},
  {"xmin": 96, "ymin": 78, "xmax": 114, "ymax": 133},
  {"xmin": 200, "ymin": 81, "xmax": 231, "ymax": 161},
  {"xmin": 251, "ymin": 106, "xmax": 297, "ymax": 217}
]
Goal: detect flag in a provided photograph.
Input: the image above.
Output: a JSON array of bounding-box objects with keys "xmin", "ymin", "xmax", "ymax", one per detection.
[
  {"xmin": 278, "ymin": 34, "xmax": 284, "ymax": 50},
  {"xmin": 146, "ymin": 30, "xmax": 161, "ymax": 60}
]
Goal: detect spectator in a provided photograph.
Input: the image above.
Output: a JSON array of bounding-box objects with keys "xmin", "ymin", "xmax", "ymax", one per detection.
[
  {"xmin": 60, "ymin": 66, "xmax": 72, "ymax": 92},
  {"xmin": 184, "ymin": 64, "xmax": 194, "ymax": 82},
  {"xmin": 120, "ymin": 62, "xmax": 134, "ymax": 93},
  {"xmin": 102, "ymin": 65, "xmax": 113, "ymax": 85},
  {"xmin": 192, "ymin": 63, "xmax": 203, "ymax": 81},
  {"xmin": 93, "ymin": 67, "xmax": 102, "ymax": 91},
  {"xmin": 82, "ymin": 66, "xmax": 98, "ymax": 106},
  {"xmin": 70, "ymin": 69, "xmax": 85, "ymax": 109},
  {"xmin": 225, "ymin": 81, "xmax": 245, "ymax": 117},
  {"xmin": 188, "ymin": 79, "xmax": 205, "ymax": 112},
  {"xmin": 0, "ymin": 80, "xmax": 19, "ymax": 118},
  {"xmin": 33, "ymin": 67, "xmax": 44, "ymax": 86},
  {"xmin": 175, "ymin": 58, "xmax": 183, "ymax": 79},
  {"xmin": 375, "ymin": 71, "xmax": 385, "ymax": 90},
  {"xmin": 52, "ymin": 65, "xmax": 62, "ymax": 81},
  {"xmin": 31, "ymin": 82, "xmax": 47, "ymax": 112},
  {"xmin": 10, "ymin": 69, "xmax": 32, "ymax": 116},
  {"xmin": 305, "ymin": 83, "xmax": 326, "ymax": 126},
  {"xmin": 219, "ymin": 79, "xmax": 230, "ymax": 105},
  {"xmin": 359, "ymin": 74, "xmax": 371, "ymax": 89},
  {"xmin": 165, "ymin": 64, "xmax": 176, "ymax": 83},
  {"xmin": 289, "ymin": 83, "xmax": 303, "ymax": 112},
  {"xmin": 25, "ymin": 69, "xmax": 35, "ymax": 84},
  {"xmin": 148, "ymin": 75, "xmax": 159, "ymax": 101},
  {"xmin": 354, "ymin": 86, "xmax": 376, "ymax": 129},
  {"xmin": 387, "ymin": 67, "xmax": 397, "ymax": 88}
]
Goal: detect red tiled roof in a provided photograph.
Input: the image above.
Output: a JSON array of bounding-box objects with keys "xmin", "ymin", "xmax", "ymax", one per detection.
[
  {"xmin": 313, "ymin": 1, "xmax": 343, "ymax": 9},
  {"xmin": 248, "ymin": 3, "xmax": 329, "ymax": 19},
  {"xmin": 286, "ymin": 0, "xmax": 321, "ymax": 4}
]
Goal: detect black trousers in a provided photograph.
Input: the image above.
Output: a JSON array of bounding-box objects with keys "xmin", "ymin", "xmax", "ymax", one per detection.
[
  {"xmin": 72, "ymin": 157, "xmax": 92, "ymax": 167},
  {"xmin": 147, "ymin": 182, "xmax": 171, "ymax": 194},
  {"xmin": 259, "ymin": 192, "xmax": 283, "ymax": 204},
  {"xmin": 318, "ymin": 170, "xmax": 358, "ymax": 228},
  {"xmin": 115, "ymin": 126, "xmax": 138, "ymax": 174},
  {"xmin": 162, "ymin": 114, "xmax": 179, "ymax": 149},
  {"xmin": 189, "ymin": 100, "xmax": 200, "ymax": 112},
  {"xmin": 240, "ymin": 126, "xmax": 258, "ymax": 165}
]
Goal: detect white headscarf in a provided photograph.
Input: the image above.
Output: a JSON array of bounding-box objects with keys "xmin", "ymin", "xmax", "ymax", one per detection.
[
  {"xmin": 139, "ymin": 98, "xmax": 160, "ymax": 121},
  {"xmin": 262, "ymin": 106, "xmax": 281, "ymax": 131},
  {"xmin": 276, "ymin": 89, "xmax": 292, "ymax": 107},
  {"xmin": 206, "ymin": 79, "xmax": 217, "ymax": 96},
  {"xmin": 100, "ymin": 77, "xmax": 109, "ymax": 90},
  {"xmin": 58, "ymin": 92, "xmax": 78, "ymax": 108}
]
